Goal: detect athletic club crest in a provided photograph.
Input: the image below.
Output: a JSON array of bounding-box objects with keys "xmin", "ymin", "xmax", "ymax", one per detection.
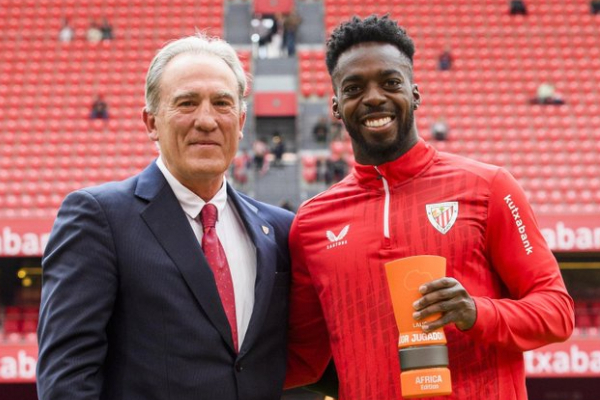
[{"xmin": 426, "ymin": 202, "xmax": 459, "ymax": 234}]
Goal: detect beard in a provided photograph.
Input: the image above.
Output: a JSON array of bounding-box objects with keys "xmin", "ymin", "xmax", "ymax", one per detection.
[{"xmin": 344, "ymin": 105, "xmax": 415, "ymax": 165}]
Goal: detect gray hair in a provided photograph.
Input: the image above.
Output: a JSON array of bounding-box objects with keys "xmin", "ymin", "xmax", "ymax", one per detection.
[{"xmin": 145, "ymin": 33, "xmax": 248, "ymax": 114}]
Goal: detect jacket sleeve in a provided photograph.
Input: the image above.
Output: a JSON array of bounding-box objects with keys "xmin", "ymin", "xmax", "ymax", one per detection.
[
  {"xmin": 37, "ymin": 190, "xmax": 118, "ymax": 400},
  {"xmin": 284, "ymin": 214, "xmax": 333, "ymax": 389},
  {"xmin": 465, "ymin": 168, "xmax": 574, "ymax": 351}
]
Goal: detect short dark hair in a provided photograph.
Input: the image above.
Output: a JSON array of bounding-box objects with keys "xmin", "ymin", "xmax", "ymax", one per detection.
[{"xmin": 325, "ymin": 14, "xmax": 415, "ymax": 76}]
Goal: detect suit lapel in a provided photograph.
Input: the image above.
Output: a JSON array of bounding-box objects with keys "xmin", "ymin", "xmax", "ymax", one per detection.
[
  {"xmin": 227, "ymin": 187, "xmax": 278, "ymax": 355},
  {"xmin": 136, "ymin": 163, "xmax": 236, "ymax": 352}
]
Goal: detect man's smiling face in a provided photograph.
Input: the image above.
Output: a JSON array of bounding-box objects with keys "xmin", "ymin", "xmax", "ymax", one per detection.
[{"xmin": 331, "ymin": 42, "xmax": 420, "ymax": 165}]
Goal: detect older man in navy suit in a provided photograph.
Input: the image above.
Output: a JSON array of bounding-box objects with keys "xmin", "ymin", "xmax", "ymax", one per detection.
[{"xmin": 37, "ymin": 33, "xmax": 294, "ymax": 400}]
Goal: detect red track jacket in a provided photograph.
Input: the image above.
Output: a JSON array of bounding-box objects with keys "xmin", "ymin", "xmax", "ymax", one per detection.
[{"xmin": 286, "ymin": 139, "xmax": 574, "ymax": 400}]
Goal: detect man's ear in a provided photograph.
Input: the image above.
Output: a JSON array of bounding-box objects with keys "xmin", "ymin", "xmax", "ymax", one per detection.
[
  {"xmin": 332, "ymin": 97, "xmax": 341, "ymax": 119},
  {"xmin": 238, "ymin": 109, "xmax": 246, "ymax": 140},
  {"xmin": 142, "ymin": 108, "xmax": 159, "ymax": 141},
  {"xmin": 412, "ymin": 84, "xmax": 421, "ymax": 110}
]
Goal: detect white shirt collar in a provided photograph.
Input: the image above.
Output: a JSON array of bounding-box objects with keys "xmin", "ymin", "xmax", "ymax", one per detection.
[{"xmin": 156, "ymin": 156, "xmax": 228, "ymax": 220}]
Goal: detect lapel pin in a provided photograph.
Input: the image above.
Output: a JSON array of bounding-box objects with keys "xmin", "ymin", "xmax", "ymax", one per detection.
[{"xmin": 261, "ymin": 225, "xmax": 270, "ymax": 235}]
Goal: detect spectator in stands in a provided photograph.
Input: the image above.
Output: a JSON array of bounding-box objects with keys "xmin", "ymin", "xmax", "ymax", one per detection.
[
  {"xmin": 282, "ymin": 10, "xmax": 302, "ymax": 57},
  {"xmin": 271, "ymin": 132, "xmax": 285, "ymax": 167},
  {"xmin": 252, "ymin": 137, "xmax": 269, "ymax": 174},
  {"xmin": 312, "ymin": 116, "xmax": 330, "ymax": 143},
  {"xmin": 530, "ymin": 82, "xmax": 565, "ymax": 105},
  {"xmin": 100, "ymin": 17, "xmax": 114, "ymax": 41},
  {"xmin": 37, "ymin": 33, "xmax": 294, "ymax": 400},
  {"xmin": 253, "ymin": 14, "xmax": 275, "ymax": 59},
  {"xmin": 591, "ymin": 0, "xmax": 600, "ymax": 14},
  {"xmin": 329, "ymin": 119, "xmax": 344, "ymax": 141},
  {"xmin": 509, "ymin": 0, "xmax": 528, "ymax": 15},
  {"xmin": 268, "ymin": 13, "xmax": 284, "ymax": 58},
  {"xmin": 431, "ymin": 117, "xmax": 449, "ymax": 140},
  {"xmin": 86, "ymin": 19, "xmax": 102, "ymax": 43},
  {"xmin": 89, "ymin": 94, "xmax": 109, "ymax": 119},
  {"xmin": 257, "ymin": 14, "xmax": 282, "ymax": 58},
  {"xmin": 279, "ymin": 200, "xmax": 295, "ymax": 212},
  {"xmin": 284, "ymin": 15, "xmax": 574, "ymax": 400},
  {"xmin": 231, "ymin": 148, "xmax": 251, "ymax": 185},
  {"xmin": 325, "ymin": 155, "xmax": 347, "ymax": 185},
  {"xmin": 58, "ymin": 17, "xmax": 74, "ymax": 43},
  {"xmin": 438, "ymin": 47, "xmax": 453, "ymax": 71}
]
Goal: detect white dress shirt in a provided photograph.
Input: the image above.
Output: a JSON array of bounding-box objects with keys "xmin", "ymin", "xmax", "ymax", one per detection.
[{"xmin": 156, "ymin": 157, "xmax": 257, "ymax": 347}]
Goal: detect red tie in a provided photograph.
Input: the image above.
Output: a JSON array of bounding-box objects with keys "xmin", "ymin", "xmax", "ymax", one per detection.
[{"xmin": 199, "ymin": 204, "xmax": 238, "ymax": 351}]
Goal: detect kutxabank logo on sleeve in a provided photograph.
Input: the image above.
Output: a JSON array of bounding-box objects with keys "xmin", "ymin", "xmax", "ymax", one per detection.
[{"xmin": 426, "ymin": 202, "xmax": 458, "ymax": 235}]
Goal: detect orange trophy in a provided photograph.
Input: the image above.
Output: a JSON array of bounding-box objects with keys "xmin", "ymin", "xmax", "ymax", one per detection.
[{"xmin": 385, "ymin": 255, "xmax": 452, "ymax": 398}]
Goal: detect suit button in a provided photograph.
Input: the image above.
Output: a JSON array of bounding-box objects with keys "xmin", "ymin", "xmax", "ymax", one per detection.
[{"xmin": 235, "ymin": 363, "xmax": 243, "ymax": 372}]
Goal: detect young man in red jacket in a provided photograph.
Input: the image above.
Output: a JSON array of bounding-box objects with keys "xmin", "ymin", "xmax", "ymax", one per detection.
[{"xmin": 285, "ymin": 15, "xmax": 574, "ymax": 400}]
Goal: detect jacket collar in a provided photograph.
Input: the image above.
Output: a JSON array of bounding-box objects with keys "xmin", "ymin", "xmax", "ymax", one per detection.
[
  {"xmin": 352, "ymin": 138, "xmax": 436, "ymax": 188},
  {"xmin": 134, "ymin": 161, "xmax": 277, "ymax": 356}
]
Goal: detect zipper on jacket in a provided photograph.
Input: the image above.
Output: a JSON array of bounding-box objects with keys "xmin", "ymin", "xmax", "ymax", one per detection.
[{"xmin": 374, "ymin": 166, "xmax": 391, "ymax": 246}]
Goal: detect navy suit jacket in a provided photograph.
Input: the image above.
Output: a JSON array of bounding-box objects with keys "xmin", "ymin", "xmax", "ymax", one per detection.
[{"xmin": 37, "ymin": 161, "xmax": 294, "ymax": 400}]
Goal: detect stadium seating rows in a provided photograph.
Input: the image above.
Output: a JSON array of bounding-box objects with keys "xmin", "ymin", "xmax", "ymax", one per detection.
[
  {"xmin": 0, "ymin": 0, "xmax": 598, "ymax": 218},
  {"xmin": 0, "ymin": 0, "xmax": 238, "ymax": 218},
  {"xmin": 299, "ymin": 0, "xmax": 599, "ymax": 215},
  {"xmin": 0, "ymin": 305, "xmax": 39, "ymax": 343}
]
